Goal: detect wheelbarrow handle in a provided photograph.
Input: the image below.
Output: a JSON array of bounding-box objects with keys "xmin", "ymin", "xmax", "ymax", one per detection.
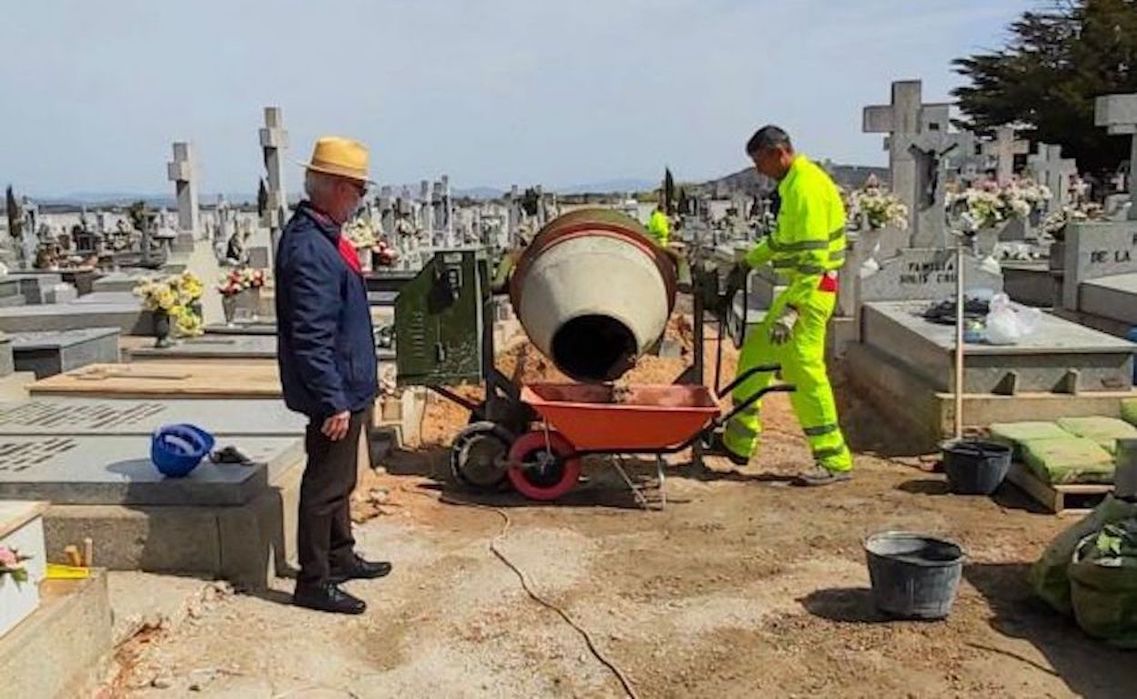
[
  {"xmin": 713, "ymin": 383, "xmax": 796, "ymax": 430},
  {"xmin": 716, "ymin": 364, "xmax": 782, "ymax": 400}
]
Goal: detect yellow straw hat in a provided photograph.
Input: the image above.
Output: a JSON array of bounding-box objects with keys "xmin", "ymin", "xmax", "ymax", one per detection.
[{"xmin": 300, "ymin": 136, "xmax": 374, "ymax": 183}]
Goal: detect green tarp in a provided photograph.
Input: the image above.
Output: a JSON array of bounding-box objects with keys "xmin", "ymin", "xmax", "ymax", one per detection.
[{"xmin": 989, "ymin": 421, "xmax": 1071, "ymax": 461}]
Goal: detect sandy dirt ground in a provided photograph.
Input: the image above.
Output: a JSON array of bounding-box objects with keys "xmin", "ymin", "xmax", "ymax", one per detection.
[{"xmin": 102, "ymin": 322, "xmax": 1137, "ymax": 698}]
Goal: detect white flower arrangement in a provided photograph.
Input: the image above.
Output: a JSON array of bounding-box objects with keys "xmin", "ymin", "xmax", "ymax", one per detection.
[
  {"xmin": 850, "ymin": 184, "xmax": 909, "ymax": 231},
  {"xmin": 946, "ymin": 177, "xmax": 1050, "ymax": 232}
]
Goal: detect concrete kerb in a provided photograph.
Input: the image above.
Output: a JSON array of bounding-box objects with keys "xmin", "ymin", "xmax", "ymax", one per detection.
[{"xmin": 0, "ymin": 573, "xmax": 114, "ymax": 699}]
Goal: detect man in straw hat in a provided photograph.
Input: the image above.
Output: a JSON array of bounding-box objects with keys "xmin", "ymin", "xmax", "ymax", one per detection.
[{"xmin": 276, "ymin": 137, "xmax": 391, "ymax": 615}]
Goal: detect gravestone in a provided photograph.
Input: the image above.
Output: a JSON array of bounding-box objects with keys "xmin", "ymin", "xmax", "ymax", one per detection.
[
  {"xmin": 856, "ymin": 247, "xmax": 1003, "ymax": 304},
  {"xmin": 0, "ymin": 300, "xmax": 148, "ymax": 335},
  {"xmin": 259, "ymin": 106, "xmax": 290, "ymax": 256},
  {"xmin": 0, "ymin": 278, "xmax": 25, "ymax": 308},
  {"xmin": 166, "ymin": 142, "xmax": 200, "ymax": 240},
  {"xmin": 1095, "ymin": 93, "xmax": 1137, "ymax": 221},
  {"xmin": 8, "ymin": 327, "xmax": 120, "ymax": 378},
  {"xmin": 0, "ymin": 398, "xmax": 304, "ymax": 437},
  {"xmin": 247, "ymin": 246, "xmax": 270, "ymax": 269},
  {"xmin": 1061, "ymin": 221, "xmax": 1137, "ymax": 324},
  {"xmin": 981, "ymin": 126, "xmax": 1029, "ymax": 186},
  {"xmin": 0, "ymin": 435, "xmax": 299, "ymax": 506},
  {"xmin": 1027, "ymin": 143, "xmax": 1077, "ymax": 211}
]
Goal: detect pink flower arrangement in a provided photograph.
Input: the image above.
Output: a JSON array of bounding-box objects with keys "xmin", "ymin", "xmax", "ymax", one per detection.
[{"xmin": 218, "ymin": 267, "xmax": 267, "ymax": 297}]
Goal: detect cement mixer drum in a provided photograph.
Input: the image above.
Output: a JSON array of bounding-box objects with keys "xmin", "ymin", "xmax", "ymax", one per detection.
[{"xmin": 509, "ymin": 208, "xmax": 677, "ymax": 383}]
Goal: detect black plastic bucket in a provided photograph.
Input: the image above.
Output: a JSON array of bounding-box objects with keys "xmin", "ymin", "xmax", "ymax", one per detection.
[
  {"xmin": 865, "ymin": 531, "xmax": 965, "ymax": 620},
  {"xmin": 942, "ymin": 440, "xmax": 1012, "ymax": 495}
]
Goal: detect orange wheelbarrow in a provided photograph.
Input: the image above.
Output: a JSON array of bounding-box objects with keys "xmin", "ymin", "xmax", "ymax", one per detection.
[{"xmin": 505, "ymin": 365, "xmax": 793, "ymax": 504}]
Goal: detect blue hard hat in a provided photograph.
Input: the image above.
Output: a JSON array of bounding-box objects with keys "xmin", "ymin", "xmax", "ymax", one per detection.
[{"xmin": 151, "ymin": 423, "xmax": 216, "ymax": 478}]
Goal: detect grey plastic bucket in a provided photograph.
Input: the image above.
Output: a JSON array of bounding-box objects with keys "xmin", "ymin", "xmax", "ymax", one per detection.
[{"xmin": 865, "ymin": 531, "xmax": 965, "ymax": 620}]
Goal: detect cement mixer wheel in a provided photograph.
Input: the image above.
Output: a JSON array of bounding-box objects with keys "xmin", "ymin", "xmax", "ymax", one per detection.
[
  {"xmin": 507, "ymin": 430, "xmax": 581, "ymax": 501},
  {"xmin": 450, "ymin": 422, "xmax": 514, "ymax": 491}
]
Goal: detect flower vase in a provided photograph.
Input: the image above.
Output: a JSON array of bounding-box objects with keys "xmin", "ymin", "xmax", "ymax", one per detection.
[
  {"xmin": 153, "ymin": 311, "xmax": 174, "ymax": 348},
  {"xmin": 222, "ymin": 295, "xmax": 237, "ymax": 326},
  {"xmin": 234, "ymin": 287, "xmax": 261, "ymax": 321}
]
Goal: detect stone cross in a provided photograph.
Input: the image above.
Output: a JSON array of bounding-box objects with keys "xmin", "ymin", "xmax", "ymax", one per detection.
[
  {"xmin": 378, "ymin": 186, "xmax": 394, "ymax": 234},
  {"xmin": 166, "ymin": 142, "xmax": 200, "ymax": 238},
  {"xmin": 419, "ymin": 180, "xmax": 434, "ymax": 236},
  {"xmin": 1095, "ymin": 93, "xmax": 1137, "ymax": 220},
  {"xmin": 864, "ymin": 80, "xmax": 951, "ymax": 222},
  {"xmin": 981, "ymin": 126, "xmax": 1028, "ymax": 186},
  {"xmin": 259, "ymin": 106, "xmax": 290, "ymax": 255},
  {"xmin": 507, "ymin": 185, "xmax": 521, "ymax": 245},
  {"xmin": 440, "ymin": 174, "xmax": 452, "ymax": 236},
  {"xmin": 1027, "ymin": 143, "xmax": 1077, "ymax": 211}
]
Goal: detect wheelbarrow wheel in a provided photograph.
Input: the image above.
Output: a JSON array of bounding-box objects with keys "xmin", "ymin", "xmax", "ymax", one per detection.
[
  {"xmin": 450, "ymin": 421, "xmax": 514, "ymax": 491},
  {"xmin": 507, "ymin": 430, "xmax": 581, "ymax": 501}
]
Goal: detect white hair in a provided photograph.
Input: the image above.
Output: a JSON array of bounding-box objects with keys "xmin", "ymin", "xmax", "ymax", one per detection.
[{"xmin": 304, "ymin": 170, "xmax": 337, "ymax": 200}]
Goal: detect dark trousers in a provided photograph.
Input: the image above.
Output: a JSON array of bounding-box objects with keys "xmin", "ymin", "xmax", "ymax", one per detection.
[{"xmin": 297, "ymin": 410, "xmax": 365, "ymax": 585}]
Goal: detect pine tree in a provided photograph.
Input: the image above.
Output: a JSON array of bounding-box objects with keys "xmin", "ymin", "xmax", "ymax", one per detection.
[{"xmin": 953, "ymin": 0, "xmax": 1137, "ymax": 175}]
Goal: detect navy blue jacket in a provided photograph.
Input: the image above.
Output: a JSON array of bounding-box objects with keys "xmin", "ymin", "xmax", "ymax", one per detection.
[{"xmin": 275, "ymin": 202, "xmax": 377, "ymax": 419}]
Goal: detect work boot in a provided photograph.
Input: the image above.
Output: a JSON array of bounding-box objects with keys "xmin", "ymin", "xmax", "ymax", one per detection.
[
  {"xmin": 794, "ymin": 464, "xmax": 852, "ymax": 487},
  {"xmin": 293, "ymin": 582, "xmax": 367, "ymax": 615},
  {"xmin": 329, "ymin": 555, "xmax": 393, "ymax": 584},
  {"xmin": 704, "ymin": 432, "xmax": 750, "ymax": 467}
]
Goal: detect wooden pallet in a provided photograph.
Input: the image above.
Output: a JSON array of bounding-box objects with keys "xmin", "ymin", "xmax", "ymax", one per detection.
[{"xmin": 1006, "ymin": 461, "xmax": 1114, "ymax": 517}]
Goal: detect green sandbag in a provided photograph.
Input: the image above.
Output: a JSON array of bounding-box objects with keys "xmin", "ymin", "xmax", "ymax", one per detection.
[
  {"xmin": 1021, "ymin": 436, "xmax": 1115, "ymax": 485},
  {"xmin": 1069, "ymin": 520, "xmax": 1137, "ymax": 649},
  {"xmin": 1031, "ymin": 496, "xmax": 1137, "ymax": 615},
  {"xmin": 1057, "ymin": 416, "xmax": 1137, "ymax": 455},
  {"xmin": 989, "ymin": 422, "xmax": 1070, "ymax": 460},
  {"xmin": 1122, "ymin": 399, "xmax": 1137, "ymax": 428}
]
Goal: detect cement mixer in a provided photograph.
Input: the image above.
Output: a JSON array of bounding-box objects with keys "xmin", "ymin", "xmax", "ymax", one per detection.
[
  {"xmin": 509, "ymin": 208, "xmax": 678, "ymax": 382},
  {"xmin": 392, "ymin": 208, "xmax": 792, "ymax": 503}
]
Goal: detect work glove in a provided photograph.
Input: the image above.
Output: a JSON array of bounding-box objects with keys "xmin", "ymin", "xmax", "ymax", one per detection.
[{"xmin": 769, "ymin": 306, "xmax": 799, "ymax": 346}]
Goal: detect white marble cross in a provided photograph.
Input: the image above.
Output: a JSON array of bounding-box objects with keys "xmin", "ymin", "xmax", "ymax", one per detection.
[
  {"xmin": 1095, "ymin": 93, "xmax": 1137, "ymax": 220},
  {"xmin": 981, "ymin": 126, "xmax": 1029, "ymax": 186}
]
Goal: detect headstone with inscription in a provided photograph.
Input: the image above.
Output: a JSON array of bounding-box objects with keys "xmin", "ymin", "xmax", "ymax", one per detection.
[{"xmin": 1061, "ymin": 221, "xmax": 1137, "ymax": 326}]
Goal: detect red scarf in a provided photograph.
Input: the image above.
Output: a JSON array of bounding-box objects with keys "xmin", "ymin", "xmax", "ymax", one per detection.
[{"xmin": 337, "ymin": 235, "xmax": 362, "ymax": 275}]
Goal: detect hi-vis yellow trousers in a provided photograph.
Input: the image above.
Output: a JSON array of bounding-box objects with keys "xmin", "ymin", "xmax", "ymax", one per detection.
[{"xmin": 722, "ymin": 285, "xmax": 852, "ymax": 472}]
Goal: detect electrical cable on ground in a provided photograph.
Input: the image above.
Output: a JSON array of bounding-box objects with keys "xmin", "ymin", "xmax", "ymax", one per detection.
[{"xmin": 433, "ymin": 491, "xmax": 640, "ymax": 699}]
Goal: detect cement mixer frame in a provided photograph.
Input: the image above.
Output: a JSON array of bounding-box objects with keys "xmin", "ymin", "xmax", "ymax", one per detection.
[{"xmin": 391, "ymin": 216, "xmax": 790, "ymax": 505}]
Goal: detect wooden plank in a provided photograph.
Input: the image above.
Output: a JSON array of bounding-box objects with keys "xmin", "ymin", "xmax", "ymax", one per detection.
[
  {"xmin": 28, "ymin": 362, "xmax": 283, "ymax": 399},
  {"xmin": 1006, "ymin": 461, "xmax": 1112, "ymax": 516}
]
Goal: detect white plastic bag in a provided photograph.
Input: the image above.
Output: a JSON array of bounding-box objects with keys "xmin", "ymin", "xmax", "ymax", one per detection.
[{"xmin": 984, "ymin": 293, "xmax": 1041, "ymax": 345}]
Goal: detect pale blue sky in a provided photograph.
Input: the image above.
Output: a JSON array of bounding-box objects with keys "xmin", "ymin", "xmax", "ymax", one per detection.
[{"xmin": 1, "ymin": 0, "xmax": 1037, "ymax": 196}]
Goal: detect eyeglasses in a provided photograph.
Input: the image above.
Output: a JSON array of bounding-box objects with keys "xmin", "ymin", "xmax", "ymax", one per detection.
[{"xmin": 342, "ymin": 179, "xmax": 369, "ymax": 197}]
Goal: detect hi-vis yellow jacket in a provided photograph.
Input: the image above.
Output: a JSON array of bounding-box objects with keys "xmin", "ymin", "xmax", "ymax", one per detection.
[
  {"xmin": 744, "ymin": 155, "xmax": 846, "ymax": 308},
  {"xmin": 647, "ymin": 209, "xmax": 671, "ymax": 247}
]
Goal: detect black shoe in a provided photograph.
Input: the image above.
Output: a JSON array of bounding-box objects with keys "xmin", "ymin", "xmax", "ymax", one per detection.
[
  {"xmin": 704, "ymin": 432, "xmax": 750, "ymax": 467},
  {"xmin": 328, "ymin": 555, "xmax": 393, "ymax": 584},
  {"xmin": 293, "ymin": 582, "xmax": 367, "ymax": 615},
  {"xmin": 794, "ymin": 464, "xmax": 852, "ymax": 487}
]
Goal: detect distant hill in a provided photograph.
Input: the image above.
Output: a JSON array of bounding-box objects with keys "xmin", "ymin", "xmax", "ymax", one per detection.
[{"xmin": 689, "ymin": 161, "xmax": 888, "ymax": 198}]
